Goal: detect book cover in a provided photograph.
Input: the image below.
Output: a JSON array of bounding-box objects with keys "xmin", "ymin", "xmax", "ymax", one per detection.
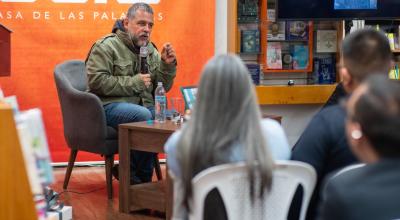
[
  {"xmin": 386, "ymin": 33, "xmax": 395, "ymax": 50},
  {"xmin": 316, "ymin": 30, "xmax": 337, "ymax": 53},
  {"xmin": 267, "ymin": 42, "xmax": 282, "ymax": 69},
  {"xmin": 246, "ymin": 64, "xmax": 260, "ymax": 85},
  {"xmin": 237, "ymin": 0, "xmax": 259, "ymax": 22},
  {"xmin": 241, "ymin": 29, "xmax": 260, "ymax": 53},
  {"xmin": 267, "ymin": 22, "xmax": 286, "ymax": 40},
  {"xmin": 313, "ymin": 57, "xmax": 336, "ymax": 84},
  {"xmin": 286, "ymin": 21, "xmax": 308, "ymax": 41},
  {"xmin": 292, "ymin": 44, "xmax": 309, "ymax": 69},
  {"xmin": 267, "ymin": 9, "xmax": 276, "ymax": 22},
  {"xmin": 282, "ymin": 52, "xmax": 293, "ymax": 69}
]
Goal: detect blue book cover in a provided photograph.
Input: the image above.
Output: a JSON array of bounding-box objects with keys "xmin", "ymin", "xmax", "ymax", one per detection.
[
  {"xmin": 246, "ymin": 64, "xmax": 260, "ymax": 85},
  {"xmin": 292, "ymin": 45, "xmax": 309, "ymax": 69},
  {"xmin": 313, "ymin": 57, "xmax": 336, "ymax": 84},
  {"xmin": 241, "ymin": 29, "xmax": 260, "ymax": 53}
]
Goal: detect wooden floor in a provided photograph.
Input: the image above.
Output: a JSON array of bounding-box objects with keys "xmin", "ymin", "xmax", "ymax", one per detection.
[{"xmin": 50, "ymin": 165, "xmax": 167, "ymax": 220}]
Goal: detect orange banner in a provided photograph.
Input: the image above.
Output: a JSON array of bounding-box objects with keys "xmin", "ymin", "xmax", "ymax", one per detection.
[{"xmin": 0, "ymin": 0, "xmax": 215, "ymax": 162}]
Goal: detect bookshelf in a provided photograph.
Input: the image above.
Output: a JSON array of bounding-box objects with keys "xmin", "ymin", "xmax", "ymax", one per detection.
[
  {"xmin": 0, "ymin": 102, "xmax": 37, "ymax": 220},
  {"xmin": 362, "ymin": 20, "xmax": 400, "ymax": 80},
  {"xmin": 229, "ymin": 0, "xmax": 340, "ymax": 105}
]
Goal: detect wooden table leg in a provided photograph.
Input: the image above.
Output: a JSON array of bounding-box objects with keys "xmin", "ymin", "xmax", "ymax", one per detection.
[{"xmin": 119, "ymin": 128, "xmax": 130, "ymax": 213}]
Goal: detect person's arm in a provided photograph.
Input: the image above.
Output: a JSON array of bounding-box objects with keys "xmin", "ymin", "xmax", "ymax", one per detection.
[
  {"xmin": 86, "ymin": 42, "xmax": 146, "ymax": 96},
  {"xmin": 291, "ymin": 112, "xmax": 331, "ymax": 178},
  {"xmin": 164, "ymin": 130, "xmax": 182, "ymax": 177},
  {"xmin": 164, "ymin": 130, "xmax": 189, "ymax": 220},
  {"xmin": 150, "ymin": 44, "xmax": 177, "ymax": 92}
]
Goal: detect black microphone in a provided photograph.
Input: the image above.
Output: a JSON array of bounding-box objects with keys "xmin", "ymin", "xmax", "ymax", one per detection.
[{"xmin": 140, "ymin": 43, "xmax": 148, "ymax": 74}]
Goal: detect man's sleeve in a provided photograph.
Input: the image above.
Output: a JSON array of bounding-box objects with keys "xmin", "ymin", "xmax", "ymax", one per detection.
[
  {"xmin": 291, "ymin": 112, "xmax": 331, "ymax": 177},
  {"xmin": 86, "ymin": 42, "xmax": 146, "ymax": 96},
  {"xmin": 150, "ymin": 51, "xmax": 176, "ymax": 92}
]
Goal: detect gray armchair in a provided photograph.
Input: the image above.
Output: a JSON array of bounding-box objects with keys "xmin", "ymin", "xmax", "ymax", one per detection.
[{"xmin": 54, "ymin": 60, "xmax": 118, "ymax": 199}]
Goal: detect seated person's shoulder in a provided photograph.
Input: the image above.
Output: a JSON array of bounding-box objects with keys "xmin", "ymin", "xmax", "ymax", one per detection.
[
  {"xmin": 260, "ymin": 118, "xmax": 291, "ymax": 160},
  {"xmin": 94, "ymin": 33, "xmax": 118, "ymax": 46},
  {"xmin": 260, "ymin": 118, "xmax": 281, "ymax": 129},
  {"xmin": 316, "ymin": 104, "xmax": 346, "ymax": 122}
]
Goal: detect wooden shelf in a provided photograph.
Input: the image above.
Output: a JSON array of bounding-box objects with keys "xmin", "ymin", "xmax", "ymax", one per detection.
[
  {"xmin": 256, "ymin": 84, "xmax": 337, "ymax": 105},
  {"xmin": 392, "ymin": 50, "xmax": 400, "ymax": 53}
]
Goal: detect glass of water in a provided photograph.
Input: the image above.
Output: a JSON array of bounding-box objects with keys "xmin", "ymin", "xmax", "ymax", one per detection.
[{"xmin": 169, "ymin": 97, "xmax": 184, "ymax": 124}]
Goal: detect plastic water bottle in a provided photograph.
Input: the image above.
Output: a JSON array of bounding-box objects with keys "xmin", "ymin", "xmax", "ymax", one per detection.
[{"xmin": 155, "ymin": 82, "xmax": 166, "ymax": 123}]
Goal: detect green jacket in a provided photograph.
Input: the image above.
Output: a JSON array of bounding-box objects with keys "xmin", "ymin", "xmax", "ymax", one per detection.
[{"xmin": 86, "ymin": 30, "xmax": 176, "ymax": 107}]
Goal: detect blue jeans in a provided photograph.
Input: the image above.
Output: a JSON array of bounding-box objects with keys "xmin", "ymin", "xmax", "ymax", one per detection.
[{"xmin": 104, "ymin": 102, "xmax": 156, "ymax": 183}]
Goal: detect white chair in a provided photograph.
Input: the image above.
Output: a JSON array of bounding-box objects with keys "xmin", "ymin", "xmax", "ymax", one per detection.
[
  {"xmin": 185, "ymin": 160, "xmax": 316, "ymax": 220},
  {"xmin": 331, "ymin": 163, "xmax": 365, "ymax": 179}
]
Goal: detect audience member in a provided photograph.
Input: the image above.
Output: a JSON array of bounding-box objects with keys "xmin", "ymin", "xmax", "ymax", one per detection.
[
  {"xmin": 290, "ymin": 28, "xmax": 393, "ymax": 220},
  {"xmin": 318, "ymin": 75, "xmax": 400, "ymax": 220},
  {"xmin": 165, "ymin": 54, "xmax": 291, "ymax": 219}
]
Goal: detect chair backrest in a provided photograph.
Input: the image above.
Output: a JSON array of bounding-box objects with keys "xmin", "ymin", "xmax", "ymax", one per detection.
[
  {"xmin": 189, "ymin": 160, "xmax": 317, "ymax": 220},
  {"xmin": 180, "ymin": 86, "xmax": 197, "ymax": 110},
  {"xmin": 330, "ymin": 163, "xmax": 365, "ymax": 180},
  {"xmin": 54, "ymin": 60, "xmax": 111, "ymax": 154}
]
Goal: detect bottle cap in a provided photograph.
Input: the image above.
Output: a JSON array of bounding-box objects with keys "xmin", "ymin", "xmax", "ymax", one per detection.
[{"xmin": 158, "ymin": 82, "xmax": 163, "ymax": 86}]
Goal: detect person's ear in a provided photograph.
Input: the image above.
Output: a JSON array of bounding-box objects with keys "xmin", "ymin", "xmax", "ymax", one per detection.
[
  {"xmin": 346, "ymin": 121, "xmax": 364, "ymax": 157},
  {"xmin": 341, "ymin": 67, "xmax": 353, "ymax": 93},
  {"xmin": 123, "ymin": 18, "xmax": 129, "ymax": 29}
]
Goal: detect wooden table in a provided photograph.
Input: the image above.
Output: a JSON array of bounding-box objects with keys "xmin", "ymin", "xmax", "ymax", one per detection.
[{"xmin": 118, "ymin": 120, "xmax": 180, "ymax": 219}]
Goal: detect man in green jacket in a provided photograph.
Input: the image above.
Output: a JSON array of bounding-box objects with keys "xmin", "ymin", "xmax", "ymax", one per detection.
[{"xmin": 86, "ymin": 2, "xmax": 177, "ymax": 184}]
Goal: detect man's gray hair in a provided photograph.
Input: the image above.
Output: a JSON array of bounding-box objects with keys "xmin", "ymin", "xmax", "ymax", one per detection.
[{"xmin": 126, "ymin": 3, "xmax": 154, "ymax": 19}]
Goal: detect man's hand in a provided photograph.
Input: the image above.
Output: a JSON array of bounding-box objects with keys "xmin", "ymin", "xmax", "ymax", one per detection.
[
  {"xmin": 161, "ymin": 43, "xmax": 176, "ymax": 64},
  {"xmin": 139, "ymin": 73, "xmax": 151, "ymax": 88}
]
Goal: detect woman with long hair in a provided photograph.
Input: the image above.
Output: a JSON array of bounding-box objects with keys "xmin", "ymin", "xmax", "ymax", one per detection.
[{"xmin": 165, "ymin": 54, "xmax": 290, "ymax": 219}]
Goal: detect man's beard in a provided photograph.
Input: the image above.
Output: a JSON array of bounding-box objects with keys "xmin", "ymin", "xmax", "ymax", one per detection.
[{"xmin": 128, "ymin": 32, "xmax": 148, "ymax": 47}]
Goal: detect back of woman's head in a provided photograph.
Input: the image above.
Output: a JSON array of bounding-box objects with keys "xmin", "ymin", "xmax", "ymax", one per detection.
[
  {"xmin": 194, "ymin": 54, "xmax": 260, "ymax": 135},
  {"xmin": 177, "ymin": 54, "xmax": 273, "ymax": 209},
  {"xmin": 353, "ymin": 75, "xmax": 400, "ymax": 157}
]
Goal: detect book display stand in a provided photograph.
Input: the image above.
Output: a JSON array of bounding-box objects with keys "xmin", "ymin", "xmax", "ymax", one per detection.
[{"xmin": 0, "ymin": 102, "xmax": 37, "ymax": 220}]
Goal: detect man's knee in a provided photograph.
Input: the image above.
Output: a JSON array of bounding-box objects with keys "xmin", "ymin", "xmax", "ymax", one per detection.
[{"xmin": 136, "ymin": 108, "xmax": 152, "ymax": 121}]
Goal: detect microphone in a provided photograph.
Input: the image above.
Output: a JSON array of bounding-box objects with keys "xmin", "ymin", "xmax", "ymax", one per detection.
[{"xmin": 140, "ymin": 42, "xmax": 148, "ymax": 74}]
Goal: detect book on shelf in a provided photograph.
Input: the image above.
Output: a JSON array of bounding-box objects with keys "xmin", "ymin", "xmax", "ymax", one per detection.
[
  {"xmin": 316, "ymin": 30, "xmax": 337, "ymax": 53},
  {"xmin": 267, "ymin": 22, "xmax": 286, "ymax": 40},
  {"xmin": 386, "ymin": 33, "xmax": 395, "ymax": 50},
  {"xmin": 267, "ymin": 9, "xmax": 276, "ymax": 22},
  {"xmin": 313, "ymin": 57, "xmax": 336, "ymax": 84},
  {"xmin": 237, "ymin": 0, "xmax": 259, "ymax": 22},
  {"xmin": 286, "ymin": 21, "xmax": 309, "ymax": 41},
  {"xmin": 241, "ymin": 29, "xmax": 260, "ymax": 53},
  {"xmin": 267, "ymin": 42, "xmax": 283, "ymax": 69},
  {"xmin": 282, "ymin": 52, "xmax": 293, "ymax": 69},
  {"xmin": 15, "ymin": 108, "xmax": 54, "ymax": 186},
  {"xmin": 245, "ymin": 63, "xmax": 260, "ymax": 85},
  {"xmin": 292, "ymin": 44, "xmax": 309, "ymax": 70}
]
